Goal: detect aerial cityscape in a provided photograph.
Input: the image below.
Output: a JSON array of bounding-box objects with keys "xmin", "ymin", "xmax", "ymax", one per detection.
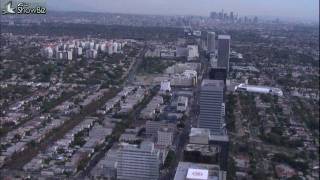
[{"xmin": 0, "ymin": 0, "xmax": 319, "ymax": 180}]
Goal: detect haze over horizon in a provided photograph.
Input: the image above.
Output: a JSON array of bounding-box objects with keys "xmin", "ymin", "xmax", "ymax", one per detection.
[{"xmin": 47, "ymin": 0, "xmax": 319, "ymax": 22}]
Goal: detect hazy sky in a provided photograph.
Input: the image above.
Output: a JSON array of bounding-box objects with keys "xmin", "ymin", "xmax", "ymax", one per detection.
[{"xmin": 48, "ymin": 0, "xmax": 319, "ymax": 21}]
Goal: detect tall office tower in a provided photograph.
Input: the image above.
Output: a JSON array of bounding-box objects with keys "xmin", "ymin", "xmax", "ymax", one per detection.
[
  {"xmin": 198, "ymin": 79, "xmax": 224, "ymax": 135},
  {"xmin": 76, "ymin": 47, "xmax": 83, "ymax": 56},
  {"xmin": 67, "ymin": 50, "xmax": 73, "ymax": 60},
  {"xmin": 230, "ymin": 12, "xmax": 234, "ymax": 21},
  {"xmin": 209, "ymin": 67, "xmax": 227, "ymax": 83},
  {"xmin": 187, "ymin": 45, "xmax": 199, "ymax": 61},
  {"xmin": 253, "ymin": 16, "xmax": 258, "ymax": 24},
  {"xmin": 217, "ymin": 35, "xmax": 231, "ymax": 73},
  {"xmin": 117, "ymin": 142, "xmax": 160, "ymax": 180},
  {"xmin": 207, "ymin": 32, "xmax": 216, "ymax": 53},
  {"xmin": 209, "ymin": 135, "xmax": 229, "ymax": 171}
]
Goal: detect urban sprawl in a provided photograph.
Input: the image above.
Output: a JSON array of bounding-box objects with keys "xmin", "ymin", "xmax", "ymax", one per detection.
[{"xmin": 0, "ymin": 10, "xmax": 319, "ymax": 180}]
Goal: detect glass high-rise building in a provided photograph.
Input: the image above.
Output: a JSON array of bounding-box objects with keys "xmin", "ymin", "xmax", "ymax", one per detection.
[
  {"xmin": 217, "ymin": 35, "xmax": 231, "ymax": 73},
  {"xmin": 207, "ymin": 31, "xmax": 216, "ymax": 53},
  {"xmin": 198, "ymin": 79, "xmax": 225, "ymax": 135}
]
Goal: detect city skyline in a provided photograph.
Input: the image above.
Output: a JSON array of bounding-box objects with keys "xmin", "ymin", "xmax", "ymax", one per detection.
[{"xmin": 47, "ymin": 0, "xmax": 319, "ymax": 22}]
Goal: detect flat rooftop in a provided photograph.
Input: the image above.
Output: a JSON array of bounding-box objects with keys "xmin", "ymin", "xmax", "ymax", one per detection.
[
  {"xmin": 235, "ymin": 83, "xmax": 283, "ymax": 96},
  {"xmin": 190, "ymin": 128, "xmax": 210, "ymax": 137},
  {"xmin": 209, "ymin": 134, "xmax": 229, "ymax": 142},
  {"xmin": 185, "ymin": 143, "xmax": 219, "ymax": 156},
  {"xmin": 218, "ymin": 35, "xmax": 231, "ymax": 40},
  {"xmin": 174, "ymin": 162, "xmax": 225, "ymax": 180},
  {"xmin": 201, "ymin": 79, "xmax": 224, "ymax": 90},
  {"xmin": 201, "ymin": 79, "xmax": 224, "ymax": 88}
]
